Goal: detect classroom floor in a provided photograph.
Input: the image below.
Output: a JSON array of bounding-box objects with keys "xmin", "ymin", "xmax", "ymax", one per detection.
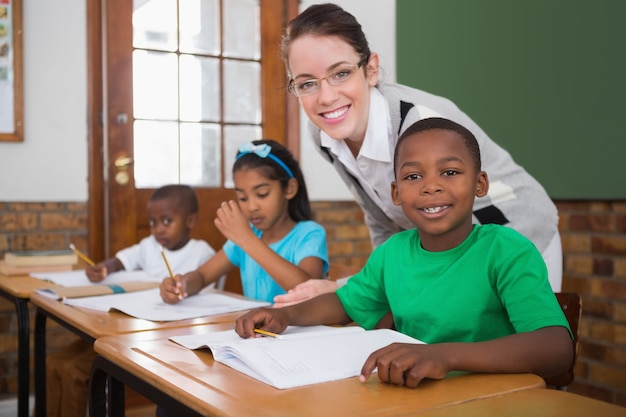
[
  {"xmin": 0, "ymin": 396, "xmax": 32, "ymax": 417},
  {"xmin": 0, "ymin": 396, "xmax": 156, "ymax": 417}
]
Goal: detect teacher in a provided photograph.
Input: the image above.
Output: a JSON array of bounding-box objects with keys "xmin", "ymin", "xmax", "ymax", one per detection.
[{"xmin": 274, "ymin": 3, "xmax": 561, "ymax": 306}]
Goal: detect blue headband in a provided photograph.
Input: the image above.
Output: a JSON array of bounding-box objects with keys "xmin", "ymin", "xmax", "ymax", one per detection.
[{"xmin": 236, "ymin": 142, "xmax": 295, "ymax": 178}]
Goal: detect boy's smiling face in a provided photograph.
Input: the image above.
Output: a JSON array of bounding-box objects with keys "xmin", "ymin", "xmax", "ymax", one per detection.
[{"xmin": 391, "ymin": 128, "xmax": 488, "ymax": 252}]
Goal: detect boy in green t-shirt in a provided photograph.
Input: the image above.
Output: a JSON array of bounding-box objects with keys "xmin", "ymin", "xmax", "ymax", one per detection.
[{"xmin": 235, "ymin": 117, "xmax": 572, "ymax": 388}]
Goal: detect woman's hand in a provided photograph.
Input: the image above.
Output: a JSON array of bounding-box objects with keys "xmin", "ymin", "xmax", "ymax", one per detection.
[{"xmin": 273, "ymin": 279, "xmax": 339, "ymax": 308}]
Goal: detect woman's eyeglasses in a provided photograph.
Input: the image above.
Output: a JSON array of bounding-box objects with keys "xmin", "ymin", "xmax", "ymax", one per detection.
[{"xmin": 287, "ymin": 57, "xmax": 368, "ymax": 97}]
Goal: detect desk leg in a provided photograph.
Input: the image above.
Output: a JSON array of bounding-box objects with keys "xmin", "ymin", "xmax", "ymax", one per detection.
[
  {"xmin": 90, "ymin": 355, "xmax": 203, "ymax": 417},
  {"xmin": 0, "ymin": 292, "xmax": 32, "ymax": 417},
  {"xmin": 89, "ymin": 355, "xmax": 125, "ymax": 417},
  {"xmin": 89, "ymin": 361, "xmax": 110, "ymax": 417},
  {"xmin": 34, "ymin": 309, "xmax": 47, "ymax": 417},
  {"xmin": 14, "ymin": 298, "xmax": 30, "ymax": 417}
]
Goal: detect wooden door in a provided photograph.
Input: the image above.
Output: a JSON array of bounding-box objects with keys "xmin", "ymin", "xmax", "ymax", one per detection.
[{"xmin": 87, "ymin": 0, "xmax": 299, "ymax": 294}]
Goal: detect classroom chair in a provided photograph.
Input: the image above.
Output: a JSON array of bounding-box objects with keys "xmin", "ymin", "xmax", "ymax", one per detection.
[{"xmin": 543, "ymin": 292, "xmax": 582, "ymax": 391}]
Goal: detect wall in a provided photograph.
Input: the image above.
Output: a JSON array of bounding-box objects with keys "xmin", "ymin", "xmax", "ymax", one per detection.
[
  {"xmin": 0, "ymin": 0, "xmax": 392, "ymax": 203},
  {"xmin": 0, "ymin": 0, "xmax": 87, "ymax": 202},
  {"xmin": 396, "ymin": 0, "xmax": 626, "ymax": 199},
  {"xmin": 558, "ymin": 201, "xmax": 626, "ymax": 404},
  {"xmin": 0, "ymin": 202, "xmax": 88, "ymax": 395}
]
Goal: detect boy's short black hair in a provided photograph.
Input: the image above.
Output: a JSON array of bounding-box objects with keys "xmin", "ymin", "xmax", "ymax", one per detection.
[
  {"xmin": 394, "ymin": 117, "xmax": 482, "ymax": 176},
  {"xmin": 150, "ymin": 184, "xmax": 199, "ymax": 216}
]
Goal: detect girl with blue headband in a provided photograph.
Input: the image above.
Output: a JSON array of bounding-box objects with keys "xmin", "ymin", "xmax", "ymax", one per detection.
[{"xmin": 159, "ymin": 139, "xmax": 329, "ymax": 304}]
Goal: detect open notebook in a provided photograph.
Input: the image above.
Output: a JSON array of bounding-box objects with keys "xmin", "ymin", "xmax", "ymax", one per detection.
[
  {"xmin": 170, "ymin": 326, "xmax": 424, "ymax": 389},
  {"xmin": 61, "ymin": 288, "xmax": 270, "ymax": 321},
  {"xmin": 33, "ymin": 270, "xmax": 163, "ymax": 300}
]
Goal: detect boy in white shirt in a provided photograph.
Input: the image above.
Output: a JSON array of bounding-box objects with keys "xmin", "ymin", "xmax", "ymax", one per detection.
[{"xmin": 46, "ymin": 184, "xmax": 219, "ymax": 417}]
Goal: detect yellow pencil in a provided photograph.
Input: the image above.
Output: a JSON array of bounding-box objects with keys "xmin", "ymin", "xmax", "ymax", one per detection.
[
  {"xmin": 161, "ymin": 249, "xmax": 183, "ymax": 300},
  {"xmin": 253, "ymin": 328, "xmax": 283, "ymax": 339},
  {"xmin": 69, "ymin": 243, "xmax": 95, "ymax": 266}
]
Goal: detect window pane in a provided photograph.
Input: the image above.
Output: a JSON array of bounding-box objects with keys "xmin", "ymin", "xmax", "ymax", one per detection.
[
  {"xmin": 133, "ymin": 0, "xmax": 177, "ymax": 52},
  {"xmin": 131, "ymin": 0, "xmax": 264, "ymax": 190},
  {"xmin": 133, "ymin": 50, "xmax": 178, "ymax": 120},
  {"xmin": 180, "ymin": 55, "xmax": 220, "ymax": 122},
  {"xmin": 223, "ymin": 60, "xmax": 261, "ymax": 124},
  {"xmin": 223, "ymin": 0, "xmax": 260, "ymax": 59},
  {"xmin": 134, "ymin": 120, "xmax": 179, "ymax": 188},
  {"xmin": 223, "ymin": 125, "xmax": 262, "ymax": 188},
  {"xmin": 180, "ymin": 123, "xmax": 221, "ymax": 187},
  {"xmin": 179, "ymin": 0, "xmax": 220, "ymax": 55}
]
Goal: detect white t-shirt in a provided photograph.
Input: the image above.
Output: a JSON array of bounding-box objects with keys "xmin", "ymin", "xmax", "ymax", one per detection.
[{"xmin": 115, "ymin": 235, "xmax": 215, "ymax": 281}]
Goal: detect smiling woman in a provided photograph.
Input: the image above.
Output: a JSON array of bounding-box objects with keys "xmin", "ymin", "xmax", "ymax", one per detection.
[{"xmin": 273, "ymin": 2, "xmax": 563, "ymax": 308}]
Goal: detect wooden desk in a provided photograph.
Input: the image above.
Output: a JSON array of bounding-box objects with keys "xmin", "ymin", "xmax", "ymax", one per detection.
[
  {"xmin": 405, "ymin": 388, "xmax": 626, "ymax": 416},
  {"xmin": 0, "ymin": 274, "xmax": 58, "ymax": 417},
  {"xmin": 90, "ymin": 325, "xmax": 546, "ymax": 417},
  {"xmin": 29, "ymin": 291, "xmax": 248, "ymax": 417}
]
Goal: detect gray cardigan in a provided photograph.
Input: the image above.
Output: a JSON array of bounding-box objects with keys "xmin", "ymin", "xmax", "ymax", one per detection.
[{"xmin": 308, "ymin": 83, "xmax": 558, "ymax": 252}]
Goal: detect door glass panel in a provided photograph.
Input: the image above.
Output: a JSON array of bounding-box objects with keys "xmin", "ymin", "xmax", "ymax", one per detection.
[
  {"xmin": 134, "ymin": 120, "xmax": 180, "ymax": 186},
  {"xmin": 132, "ymin": 0, "xmax": 262, "ymax": 189},
  {"xmin": 180, "ymin": 122, "xmax": 221, "ymax": 187},
  {"xmin": 133, "ymin": 0, "xmax": 177, "ymax": 52},
  {"xmin": 223, "ymin": 0, "xmax": 260, "ymax": 59},
  {"xmin": 223, "ymin": 125, "xmax": 262, "ymax": 188},
  {"xmin": 223, "ymin": 60, "xmax": 261, "ymax": 124},
  {"xmin": 133, "ymin": 50, "xmax": 178, "ymax": 120},
  {"xmin": 179, "ymin": 55, "xmax": 220, "ymax": 122},
  {"xmin": 179, "ymin": 0, "xmax": 220, "ymax": 55}
]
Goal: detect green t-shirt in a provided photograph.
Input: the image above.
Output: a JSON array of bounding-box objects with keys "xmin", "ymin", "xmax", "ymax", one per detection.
[{"xmin": 337, "ymin": 224, "xmax": 570, "ymax": 343}]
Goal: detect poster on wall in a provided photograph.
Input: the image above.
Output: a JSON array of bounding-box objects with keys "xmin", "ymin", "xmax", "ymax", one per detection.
[{"xmin": 0, "ymin": 0, "xmax": 22, "ymax": 141}]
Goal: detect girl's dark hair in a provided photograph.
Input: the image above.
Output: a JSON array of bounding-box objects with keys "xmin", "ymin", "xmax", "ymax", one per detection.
[
  {"xmin": 233, "ymin": 139, "xmax": 312, "ymax": 222},
  {"xmin": 394, "ymin": 118, "xmax": 482, "ymax": 176},
  {"xmin": 150, "ymin": 184, "xmax": 199, "ymax": 216},
  {"xmin": 281, "ymin": 3, "xmax": 371, "ymax": 75}
]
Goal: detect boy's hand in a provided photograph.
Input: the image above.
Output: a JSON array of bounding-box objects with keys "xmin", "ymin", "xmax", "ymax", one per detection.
[
  {"xmin": 85, "ymin": 264, "xmax": 107, "ymax": 282},
  {"xmin": 273, "ymin": 279, "xmax": 339, "ymax": 308},
  {"xmin": 360, "ymin": 343, "xmax": 450, "ymax": 388},
  {"xmin": 159, "ymin": 274, "xmax": 186, "ymax": 304},
  {"xmin": 214, "ymin": 200, "xmax": 255, "ymax": 246},
  {"xmin": 86, "ymin": 258, "xmax": 123, "ymax": 283},
  {"xmin": 235, "ymin": 307, "xmax": 289, "ymax": 339}
]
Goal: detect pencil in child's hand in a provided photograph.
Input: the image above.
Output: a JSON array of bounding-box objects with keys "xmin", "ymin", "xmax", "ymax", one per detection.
[
  {"xmin": 69, "ymin": 243, "xmax": 95, "ymax": 266},
  {"xmin": 161, "ymin": 249, "xmax": 183, "ymax": 300},
  {"xmin": 253, "ymin": 328, "xmax": 283, "ymax": 339}
]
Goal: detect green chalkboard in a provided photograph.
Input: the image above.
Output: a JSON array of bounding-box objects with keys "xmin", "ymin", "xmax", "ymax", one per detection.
[{"xmin": 396, "ymin": 0, "xmax": 625, "ymax": 199}]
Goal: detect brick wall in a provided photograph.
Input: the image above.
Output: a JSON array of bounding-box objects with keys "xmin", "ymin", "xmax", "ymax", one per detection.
[
  {"xmin": 0, "ymin": 202, "xmax": 88, "ymax": 396},
  {"xmin": 311, "ymin": 201, "xmax": 372, "ymax": 269},
  {"xmin": 557, "ymin": 201, "xmax": 626, "ymax": 405},
  {"xmin": 0, "ymin": 200, "xmax": 625, "ymax": 406}
]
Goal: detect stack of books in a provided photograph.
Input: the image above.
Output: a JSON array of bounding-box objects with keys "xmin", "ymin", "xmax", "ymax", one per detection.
[{"xmin": 0, "ymin": 250, "xmax": 78, "ymax": 276}]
